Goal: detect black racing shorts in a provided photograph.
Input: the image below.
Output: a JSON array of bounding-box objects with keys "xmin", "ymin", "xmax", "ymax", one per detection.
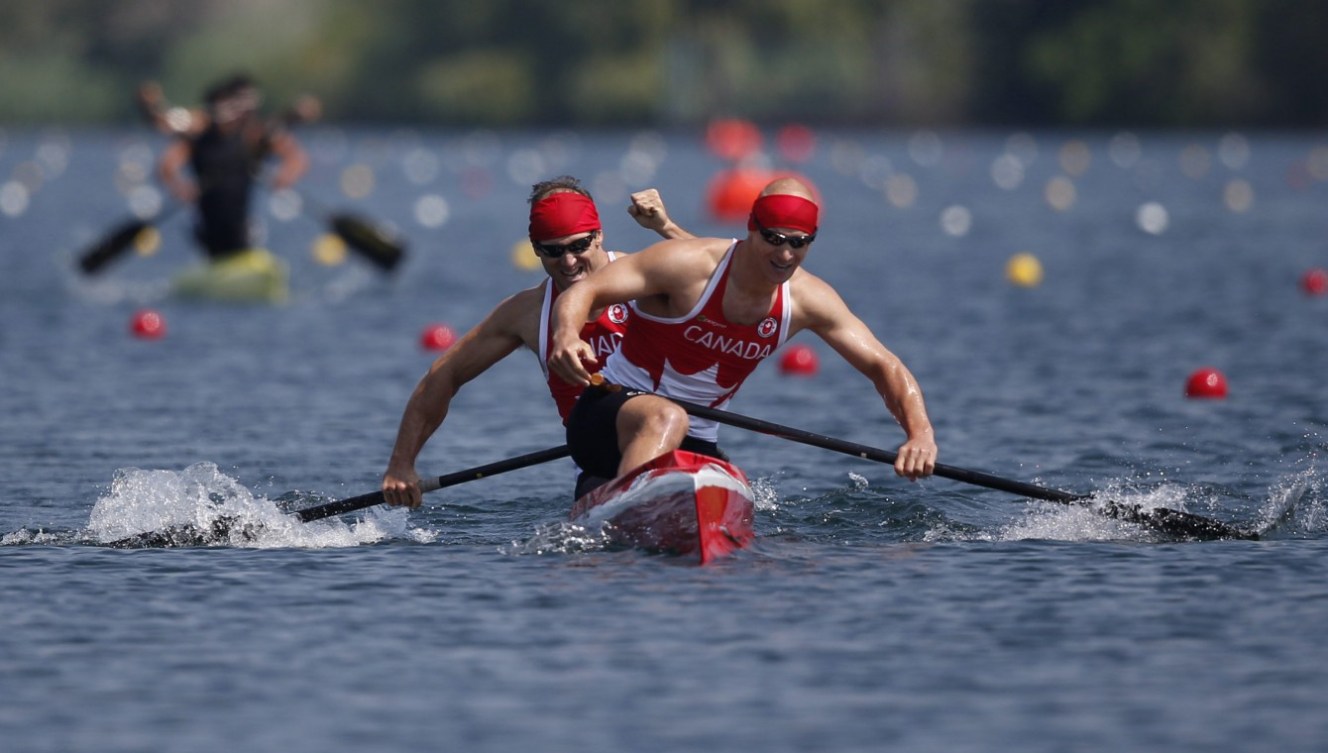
[
  {"xmin": 567, "ymin": 384, "xmax": 727, "ymax": 497},
  {"xmin": 196, "ymin": 189, "xmax": 252, "ymax": 259}
]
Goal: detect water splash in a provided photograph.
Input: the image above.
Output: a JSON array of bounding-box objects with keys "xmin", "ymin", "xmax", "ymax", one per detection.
[
  {"xmin": 83, "ymin": 462, "xmax": 435, "ymax": 548},
  {"xmin": 749, "ymin": 473, "xmax": 783, "ymax": 512},
  {"xmin": 984, "ymin": 480, "xmax": 1226, "ymax": 543},
  {"xmin": 987, "ymin": 467, "xmax": 1326, "ymax": 543},
  {"xmin": 1255, "ymin": 465, "xmax": 1324, "ymax": 536},
  {"xmin": 1, "ymin": 527, "xmax": 73, "ymax": 546},
  {"xmin": 992, "ymin": 503, "xmax": 1143, "ymax": 543},
  {"xmin": 508, "ymin": 520, "xmax": 611, "ymax": 556}
]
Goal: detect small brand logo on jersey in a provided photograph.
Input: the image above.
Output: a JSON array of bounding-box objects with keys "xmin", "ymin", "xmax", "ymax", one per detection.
[
  {"xmin": 757, "ymin": 317, "xmax": 778, "ymax": 338},
  {"xmin": 608, "ymin": 304, "xmax": 628, "ymax": 324}
]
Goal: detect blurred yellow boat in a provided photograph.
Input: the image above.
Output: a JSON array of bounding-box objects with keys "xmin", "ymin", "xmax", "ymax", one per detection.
[{"xmin": 172, "ymin": 248, "xmax": 288, "ymax": 303}]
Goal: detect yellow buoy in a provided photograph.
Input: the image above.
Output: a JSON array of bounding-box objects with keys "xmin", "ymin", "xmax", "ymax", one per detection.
[
  {"xmin": 312, "ymin": 233, "xmax": 348, "ymax": 266},
  {"xmin": 1006, "ymin": 252, "xmax": 1044, "ymax": 287},
  {"xmin": 134, "ymin": 226, "xmax": 161, "ymax": 256},
  {"xmin": 511, "ymin": 238, "xmax": 541, "ymax": 271}
]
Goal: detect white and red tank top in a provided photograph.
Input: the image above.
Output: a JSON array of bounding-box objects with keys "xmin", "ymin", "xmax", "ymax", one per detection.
[
  {"xmin": 538, "ymin": 252, "xmax": 631, "ymax": 423},
  {"xmin": 601, "ymin": 241, "xmax": 792, "ymax": 442}
]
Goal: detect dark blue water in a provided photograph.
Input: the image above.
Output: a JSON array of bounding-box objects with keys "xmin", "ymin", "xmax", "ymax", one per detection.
[{"xmin": 2, "ymin": 125, "xmax": 1326, "ymax": 752}]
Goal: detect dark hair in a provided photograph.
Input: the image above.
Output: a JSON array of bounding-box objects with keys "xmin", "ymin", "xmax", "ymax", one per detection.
[{"xmin": 529, "ymin": 175, "xmax": 592, "ymax": 205}]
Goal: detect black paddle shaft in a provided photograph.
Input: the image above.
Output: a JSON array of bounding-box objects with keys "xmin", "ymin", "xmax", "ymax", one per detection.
[
  {"xmin": 669, "ymin": 397, "xmax": 1255, "ymax": 541},
  {"xmin": 78, "ymin": 203, "xmax": 186, "ymax": 274},
  {"xmin": 294, "ymin": 445, "xmax": 570, "ymax": 522}
]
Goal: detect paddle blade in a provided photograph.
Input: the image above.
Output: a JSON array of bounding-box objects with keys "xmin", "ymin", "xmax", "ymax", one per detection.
[
  {"xmin": 1102, "ymin": 501, "xmax": 1257, "ymax": 541},
  {"xmin": 103, "ymin": 516, "xmax": 254, "ymax": 548},
  {"xmin": 330, "ymin": 213, "xmax": 405, "ymax": 271},
  {"xmin": 78, "ymin": 218, "xmax": 153, "ymax": 274}
]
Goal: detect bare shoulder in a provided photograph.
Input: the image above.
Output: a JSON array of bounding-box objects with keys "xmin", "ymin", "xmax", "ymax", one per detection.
[
  {"xmin": 788, "ymin": 269, "xmax": 852, "ymax": 330},
  {"xmin": 631, "ymin": 236, "xmax": 730, "ymax": 277},
  {"xmin": 481, "ymin": 283, "xmax": 545, "ymax": 342},
  {"xmin": 613, "ymin": 237, "xmax": 732, "ymax": 315}
]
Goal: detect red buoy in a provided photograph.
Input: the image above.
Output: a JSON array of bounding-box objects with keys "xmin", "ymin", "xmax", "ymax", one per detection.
[
  {"xmin": 420, "ymin": 324, "xmax": 456, "ymax": 351},
  {"xmin": 778, "ymin": 344, "xmax": 819, "ymax": 376},
  {"xmin": 1301, "ymin": 267, "xmax": 1327, "ymax": 296},
  {"xmin": 1185, "ymin": 367, "xmax": 1228, "ymax": 399},
  {"xmin": 129, "ymin": 309, "xmax": 166, "ymax": 340},
  {"xmin": 705, "ymin": 118, "xmax": 763, "ymax": 161}
]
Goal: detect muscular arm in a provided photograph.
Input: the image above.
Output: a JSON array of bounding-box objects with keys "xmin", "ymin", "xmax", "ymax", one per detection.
[
  {"xmin": 157, "ymin": 139, "xmax": 197, "ymax": 202},
  {"xmin": 794, "ymin": 275, "xmax": 937, "ymax": 480},
  {"xmin": 547, "ymin": 240, "xmax": 715, "ymax": 386},
  {"xmin": 382, "ymin": 290, "xmax": 539, "ymax": 507},
  {"xmin": 266, "ymin": 129, "xmax": 308, "ymax": 191},
  {"xmin": 547, "ymin": 251, "xmax": 653, "ymax": 387}
]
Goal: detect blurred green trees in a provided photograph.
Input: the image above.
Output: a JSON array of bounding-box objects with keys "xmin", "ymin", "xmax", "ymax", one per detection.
[{"xmin": 0, "ymin": 0, "xmax": 1323, "ymax": 126}]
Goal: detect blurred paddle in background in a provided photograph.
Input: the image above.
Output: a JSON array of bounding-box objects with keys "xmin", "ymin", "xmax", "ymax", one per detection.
[
  {"xmin": 76, "ymin": 194, "xmax": 405, "ymax": 275},
  {"xmin": 297, "ymin": 191, "xmax": 407, "ymax": 272},
  {"xmin": 77, "ymin": 203, "xmax": 184, "ymax": 274}
]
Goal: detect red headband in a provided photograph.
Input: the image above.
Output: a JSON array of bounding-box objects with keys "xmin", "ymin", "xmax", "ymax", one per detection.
[
  {"xmin": 529, "ymin": 192, "xmax": 601, "ymax": 241},
  {"xmin": 748, "ymin": 194, "xmax": 819, "ymax": 234}
]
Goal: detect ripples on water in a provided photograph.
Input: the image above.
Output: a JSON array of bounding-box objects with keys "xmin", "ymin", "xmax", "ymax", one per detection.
[{"xmin": 3, "ymin": 127, "xmax": 1327, "ymax": 752}]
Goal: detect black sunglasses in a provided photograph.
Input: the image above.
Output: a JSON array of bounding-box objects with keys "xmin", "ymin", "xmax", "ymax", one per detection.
[
  {"xmin": 754, "ymin": 220, "xmax": 816, "ymax": 249},
  {"xmin": 533, "ymin": 231, "xmax": 599, "ymax": 258}
]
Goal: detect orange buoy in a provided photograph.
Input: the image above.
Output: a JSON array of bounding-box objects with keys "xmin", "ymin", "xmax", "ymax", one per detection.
[
  {"xmin": 705, "ymin": 118, "xmax": 763, "ymax": 161},
  {"xmin": 1185, "ymin": 367, "xmax": 1228, "ymax": 399},
  {"xmin": 705, "ymin": 168, "xmax": 772, "ymax": 223},
  {"xmin": 1301, "ymin": 268, "xmax": 1327, "ymax": 296},
  {"xmin": 129, "ymin": 308, "xmax": 166, "ymax": 340},
  {"xmin": 705, "ymin": 169, "xmax": 821, "ymax": 224},
  {"xmin": 420, "ymin": 324, "xmax": 456, "ymax": 351},
  {"xmin": 778, "ymin": 344, "xmax": 819, "ymax": 376}
]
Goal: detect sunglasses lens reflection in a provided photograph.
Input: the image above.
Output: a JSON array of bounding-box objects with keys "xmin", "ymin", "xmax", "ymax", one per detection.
[
  {"xmin": 760, "ymin": 227, "xmax": 814, "ymax": 249},
  {"xmin": 535, "ymin": 231, "xmax": 598, "ymax": 258}
]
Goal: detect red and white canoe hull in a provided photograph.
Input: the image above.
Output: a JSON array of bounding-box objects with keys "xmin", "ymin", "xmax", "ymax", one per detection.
[{"xmin": 569, "ymin": 450, "xmax": 755, "ymax": 564}]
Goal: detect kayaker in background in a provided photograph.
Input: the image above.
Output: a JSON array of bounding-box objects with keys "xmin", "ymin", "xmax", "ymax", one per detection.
[
  {"xmin": 381, "ymin": 178, "xmax": 694, "ymax": 508},
  {"xmin": 548, "ymin": 176, "xmax": 938, "ymax": 491},
  {"xmin": 153, "ymin": 74, "xmax": 309, "ymax": 260}
]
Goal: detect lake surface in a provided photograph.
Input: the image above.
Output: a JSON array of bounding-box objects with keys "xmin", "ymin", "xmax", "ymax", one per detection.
[{"xmin": 2, "ymin": 124, "xmax": 1326, "ymax": 752}]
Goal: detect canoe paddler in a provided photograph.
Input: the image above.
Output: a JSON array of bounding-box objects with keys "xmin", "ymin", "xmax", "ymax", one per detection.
[
  {"xmin": 155, "ymin": 74, "xmax": 309, "ymax": 261},
  {"xmin": 381, "ymin": 177, "xmax": 694, "ymax": 508},
  {"xmin": 548, "ymin": 177, "xmax": 938, "ymax": 492}
]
